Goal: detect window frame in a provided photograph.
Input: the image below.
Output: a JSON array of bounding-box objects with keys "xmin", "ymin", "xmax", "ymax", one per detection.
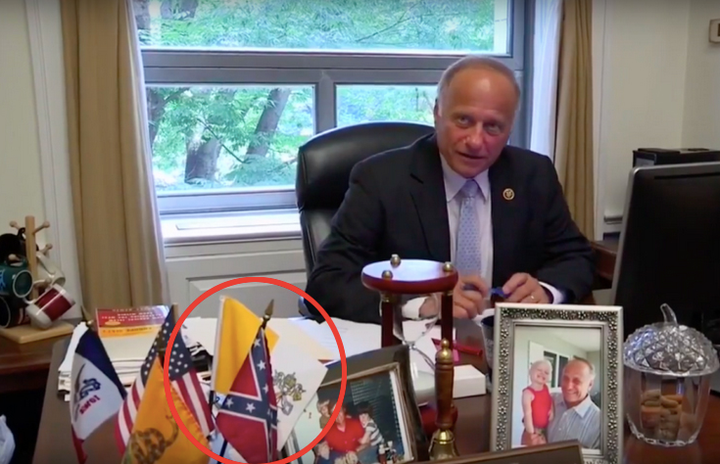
[{"xmin": 142, "ymin": 0, "xmax": 531, "ymax": 216}]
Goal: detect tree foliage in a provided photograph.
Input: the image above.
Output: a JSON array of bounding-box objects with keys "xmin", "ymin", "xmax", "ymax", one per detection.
[{"xmin": 134, "ymin": 0, "xmax": 497, "ymax": 192}]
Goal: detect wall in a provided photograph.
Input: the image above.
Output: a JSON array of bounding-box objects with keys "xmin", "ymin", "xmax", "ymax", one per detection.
[
  {"xmin": 0, "ymin": 0, "xmax": 45, "ymax": 230},
  {"xmin": 594, "ymin": 0, "xmax": 690, "ymax": 235},
  {"xmin": 683, "ymin": 0, "xmax": 720, "ymax": 148}
]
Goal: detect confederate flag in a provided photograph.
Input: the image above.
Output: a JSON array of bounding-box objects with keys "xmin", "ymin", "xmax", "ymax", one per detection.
[{"xmin": 216, "ymin": 326, "xmax": 278, "ymax": 463}]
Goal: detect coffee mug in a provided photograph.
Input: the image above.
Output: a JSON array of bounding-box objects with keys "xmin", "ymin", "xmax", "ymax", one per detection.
[
  {"xmin": 0, "ymin": 295, "xmax": 29, "ymax": 328},
  {"xmin": 0, "ymin": 262, "xmax": 33, "ymax": 299},
  {"xmin": 36, "ymin": 253, "xmax": 65, "ymax": 287},
  {"xmin": 24, "ymin": 283, "xmax": 75, "ymax": 329}
]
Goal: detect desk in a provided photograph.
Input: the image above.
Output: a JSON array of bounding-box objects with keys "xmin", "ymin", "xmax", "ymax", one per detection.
[
  {"xmin": 0, "ymin": 322, "xmax": 78, "ymax": 464},
  {"xmin": 33, "ymin": 320, "xmax": 720, "ymax": 464},
  {"xmin": 591, "ymin": 237, "xmax": 619, "ymax": 288}
]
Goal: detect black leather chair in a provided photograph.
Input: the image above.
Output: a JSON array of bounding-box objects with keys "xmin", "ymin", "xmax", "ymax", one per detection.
[{"xmin": 295, "ymin": 121, "xmax": 435, "ymax": 317}]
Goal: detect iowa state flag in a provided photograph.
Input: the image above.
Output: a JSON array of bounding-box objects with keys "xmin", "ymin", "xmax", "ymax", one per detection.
[
  {"xmin": 216, "ymin": 325, "xmax": 278, "ymax": 464},
  {"xmin": 69, "ymin": 327, "xmax": 126, "ymax": 463}
]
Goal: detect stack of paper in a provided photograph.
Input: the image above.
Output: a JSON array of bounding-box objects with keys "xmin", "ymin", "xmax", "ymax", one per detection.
[{"xmin": 58, "ymin": 322, "xmax": 205, "ymax": 396}]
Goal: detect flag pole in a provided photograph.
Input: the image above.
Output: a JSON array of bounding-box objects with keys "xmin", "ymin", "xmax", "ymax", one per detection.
[{"xmin": 261, "ymin": 299, "xmax": 274, "ymax": 329}]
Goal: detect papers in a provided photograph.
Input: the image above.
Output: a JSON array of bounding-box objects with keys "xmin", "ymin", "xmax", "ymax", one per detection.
[
  {"xmin": 183, "ymin": 317, "xmax": 335, "ymax": 361},
  {"xmin": 58, "ymin": 323, "xmax": 153, "ymax": 393},
  {"xmin": 58, "ymin": 320, "xmax": 202, "ymax": 395}
]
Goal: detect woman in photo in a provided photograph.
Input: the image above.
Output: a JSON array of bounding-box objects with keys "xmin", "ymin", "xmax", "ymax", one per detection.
[{"xmin": 520, "ymin": 359, "xmax": 554, "ymax": 446}]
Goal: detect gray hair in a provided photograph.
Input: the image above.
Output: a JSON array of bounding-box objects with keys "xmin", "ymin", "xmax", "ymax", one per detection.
[
  {"xmin": 436, "ymin": 55, "xmax": 521, "ymax": 106},
  {"xmin": 570, "ymin": 356, "xmax": 596, "ymax": 380}
]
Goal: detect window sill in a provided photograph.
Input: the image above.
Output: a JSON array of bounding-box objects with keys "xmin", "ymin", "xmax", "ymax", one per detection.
[{"xmin": 161, "ymin": 209, "xmax": 302, "ymax": 246}]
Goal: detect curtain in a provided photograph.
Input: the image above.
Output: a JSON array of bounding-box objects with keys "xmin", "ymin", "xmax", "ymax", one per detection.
[
  {"xmin": 529, "ymin": 0, "xmax": 562, "ymax": 159},
  {"xmin": 553, "ymin": 0, "xmax": 595, "ymax": 239},
  {"xmin": 60, "ymin": 0, "xmax": 169, "ymax": 319}
]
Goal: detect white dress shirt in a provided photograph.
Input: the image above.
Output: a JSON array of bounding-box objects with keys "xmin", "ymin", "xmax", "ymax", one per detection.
[
  {"xmin": 403, "ymin": 155, "xmax": 565, "ymax": 316},
  {"xmin": 547, "ymin": 392, "xmax": 601, "ymax": 450}
]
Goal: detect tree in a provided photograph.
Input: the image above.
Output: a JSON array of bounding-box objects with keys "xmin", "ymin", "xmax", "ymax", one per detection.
[{"xmin": 133, "ymin": 0, "xmax": 497, "ymax": 191}]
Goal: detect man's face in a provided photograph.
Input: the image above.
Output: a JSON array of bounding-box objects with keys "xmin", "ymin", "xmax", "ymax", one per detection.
[
  {"xmin": 433, "ymin": 67, "xmax": 517, "ymax": 178},
  {"xmin": 560, "ymin": 360, "xmax": 594, "ymax": 406},
  {"xmin": 332, "ymin": 404, "xmax": 345, "ymax": 425}
]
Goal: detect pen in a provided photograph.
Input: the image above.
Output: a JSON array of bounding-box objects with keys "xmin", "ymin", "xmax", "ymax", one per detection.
[{"xmin": 461, "ymin": 284, "xmax": 508, "ymax": 299}]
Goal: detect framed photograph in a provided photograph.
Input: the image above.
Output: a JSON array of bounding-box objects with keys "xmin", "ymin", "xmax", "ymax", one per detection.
[
  {"xmin": 489, "ymin": 303, "xmax": 623, "ymax": 464},
  {"xmin": 283, "ymin": 344, "xmax": 429, "ymax": 464},
  {"xmin": 426, "ymin": 440, "xmax": 585, "ymax": 464}
]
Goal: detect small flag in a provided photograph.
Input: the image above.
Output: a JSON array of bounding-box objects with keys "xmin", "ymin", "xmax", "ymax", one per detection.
[
  {"xmin": 115, "ymin": 310, "xmax": 213, "ymax": 454},
  {"xmin": 212, "ymin": 296, "xmax": 279, "ymax": 396},
  {"xmin": 216, "ymin": 325, "xmax": 278, "ymax": 464},
  {"xmin": 121, "ymin": 358, "xmax": 209, "ymax": 464},
  {"xmin": 69, "ymin": 327, "xmax": 126, "ymax": 463},
  {"xmin": 270, "ymin": 333, "xmax": 328, "ymax": 450}
]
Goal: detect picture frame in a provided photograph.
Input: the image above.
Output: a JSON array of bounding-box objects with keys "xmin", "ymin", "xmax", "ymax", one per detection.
[
  {"xmin": 489, "ymin": 303, "xmax": 623, "ymax": 464},
  {"xmin": 421, "ymin": 440, "xmax": 585, "ymax": 464},
  {"xmin": 283, "ymin": 344, "xmax": 429, "ymax": 464}
]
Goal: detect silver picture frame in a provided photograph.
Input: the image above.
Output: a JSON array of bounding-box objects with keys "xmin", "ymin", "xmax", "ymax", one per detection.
[{"xmin": 489, "ymin": 303, "xmax": 623, "ymax": 464}]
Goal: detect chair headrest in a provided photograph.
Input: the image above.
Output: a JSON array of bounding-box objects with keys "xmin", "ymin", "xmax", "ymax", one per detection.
[{"xmin": 295, "ymin": 121, "xmax": 434, "ymax": 210}]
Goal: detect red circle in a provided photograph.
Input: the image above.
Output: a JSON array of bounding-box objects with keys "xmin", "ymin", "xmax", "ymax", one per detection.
[{"xmin": 163, "ymin": 277, "xmax": 347, "ymax": 464}]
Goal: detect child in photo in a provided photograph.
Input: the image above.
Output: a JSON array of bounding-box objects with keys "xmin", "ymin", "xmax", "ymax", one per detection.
[
  {"xmin": 356, "ymin": 402, "xmax": 384, "ymax": 463},
  {"xmin": 317, "ymin": 399, "xmax": 331, "ymax": 429},
  {"xmin": 520, "ymin": 359, "xmax": 554, "ymax": 446}
]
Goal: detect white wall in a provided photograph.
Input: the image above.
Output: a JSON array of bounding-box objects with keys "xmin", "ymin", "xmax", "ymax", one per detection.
[
  {"xmin": 0, "ymin": 0, "xmax": 45, "ymax": 230},
  {"xmin": 683, "ymin": 0, "xmax": 720, "ymax": 148},
  {"xmin": 594, "ymin": 0, "xmax": 690, "ymax": 235}
]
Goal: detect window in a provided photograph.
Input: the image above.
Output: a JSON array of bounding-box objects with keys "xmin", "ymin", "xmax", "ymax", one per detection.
[{"xmin": 134, "ymin": 0, "xmax": 528, "ymax": 216}]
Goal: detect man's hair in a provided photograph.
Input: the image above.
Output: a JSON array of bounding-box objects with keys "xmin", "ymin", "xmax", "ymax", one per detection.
[
  {"xmin": 570, "ymin": 356, "xmax": 596, "ymax": 380},
  {"xmin": 436, "ymin": 55, "xmax": 521, "ymax": 106}
]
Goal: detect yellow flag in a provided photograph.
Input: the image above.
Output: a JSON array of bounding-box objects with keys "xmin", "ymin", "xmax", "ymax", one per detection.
[
  {"xmin": 121, "ymin": 359, "xmax": 209, "ymax": 464},
  {"xmin": 212, "ymin": 296, "xmax": 279, "ymax": 395}
]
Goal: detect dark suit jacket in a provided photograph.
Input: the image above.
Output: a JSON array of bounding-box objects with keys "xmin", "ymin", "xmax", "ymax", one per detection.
[{"xmin": 304, "ymin": 133, "xmax": 595, "ymax": 323}]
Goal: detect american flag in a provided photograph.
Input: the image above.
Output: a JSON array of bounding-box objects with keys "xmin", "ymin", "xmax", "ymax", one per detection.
[
  {"xmin": 114, "ymin": 310, "xmax": 214, "ymax": 454},
  {"xmin": 216, "ymin": 326, "xmax": 278, "ymax": 464}
]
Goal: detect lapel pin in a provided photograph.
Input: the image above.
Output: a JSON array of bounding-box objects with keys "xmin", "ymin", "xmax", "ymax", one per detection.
[{"xmin": 503, "ymin": 188, "xmax": 515, "ymax": 201}]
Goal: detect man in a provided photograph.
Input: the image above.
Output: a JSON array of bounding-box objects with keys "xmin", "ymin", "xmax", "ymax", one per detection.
[
  {"xmin": 324, "ymin": 402, "xmax": 367, "ymax": 459},
  {"xmin": 305, "ymin": 55, "xmax": 595, "ymax": 323},
  {"xmin": 538, "ymin": 358, "xmax": 601, "ymax": 449}
]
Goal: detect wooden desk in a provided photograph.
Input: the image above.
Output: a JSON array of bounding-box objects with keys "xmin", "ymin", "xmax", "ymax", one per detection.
[
  {"xmin": 33, "ymin": 320, "xmax": 720, "ymax": 464},
  {"xmin": 591, "ymin": 237, "xmax": 619, "ymax": 288},
  {"xmin": 0, "ymin": 321, "xmax": 78, "ymax": 464}
]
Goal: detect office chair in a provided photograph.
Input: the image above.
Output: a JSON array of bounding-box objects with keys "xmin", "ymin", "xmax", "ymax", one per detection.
[{"xmin": 295, "ymin": 121, "xmax": 435, "ymax": 317}]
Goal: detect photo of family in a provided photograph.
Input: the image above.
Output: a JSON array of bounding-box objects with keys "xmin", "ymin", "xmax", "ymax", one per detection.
[
  {"xmin": 510, "ymin": 325, "xmax": 603, "ymax": 451},
  {"xmin": 286, "ymin": 368, "xmax": 413, "ymax": 464}
]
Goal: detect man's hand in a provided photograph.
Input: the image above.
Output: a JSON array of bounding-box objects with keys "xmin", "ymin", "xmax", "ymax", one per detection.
[
  {"xmin": 417, "ymin": 274, "xmax": 489, "ymax": 319},
  {"xmin": 453, "ymin": 274, "xmax": 489, "ymax": 318},
  {"xmin": 502, "ymin": 273, "xmax": 550, "ymax": 304}
]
